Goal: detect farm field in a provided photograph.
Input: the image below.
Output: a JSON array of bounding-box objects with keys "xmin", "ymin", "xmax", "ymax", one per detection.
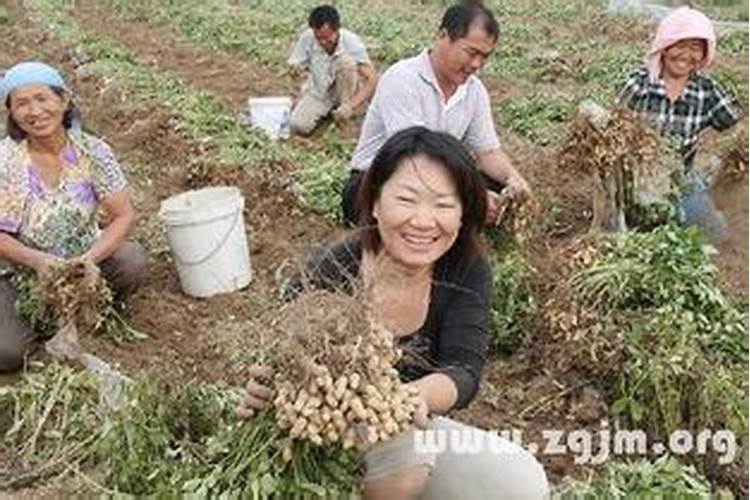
[{"xmin": 0, "ymin": 0, "xmax": 747, "ymax": 497}]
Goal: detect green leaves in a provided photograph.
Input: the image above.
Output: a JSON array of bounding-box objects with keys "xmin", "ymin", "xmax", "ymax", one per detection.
[
  {"xmin": 0, "ymin": 5, "xmax": 10, "ymax": 24},
  {"xmin": 495, "ymin": 93, "xmax": 576, "ymax": 147},
  {"xmin": 572, "ymin": 225, "xmax": 748, "ymax": 447},
  {"xmin": 485, "ymin": 227, "xmax": 537, "ymax": 354},
  {"xmin": 292, "ymin": 131, "xmax": 356, "ymax": 219},
  {"xmin": 11, "ymin": 270, "xmax": 147, "ymax": 344},
  {"xmin": 2, "ymin": 365, "xmax": 358, "ymax": 496},
  {"xmin": 102, "ymin": 0, "xmax": 436, "ymax": 68},
  {"xmin": 573, "ymin": 226, "xmax": 727, "ymax": 315},
  {"xmin": 560, "ymin": 455, "xmax": 718, "ymax": 499},
  {"xmin": 295, "ymin": 154, "xmax": 349, "ymax": 219},
  {"xmin": 718, "ymin": 30, "xmax": 749, "ymax": 55},
  {"xmin": 0, "ymin": 363, "xmax": 102, "ymax": 489}
]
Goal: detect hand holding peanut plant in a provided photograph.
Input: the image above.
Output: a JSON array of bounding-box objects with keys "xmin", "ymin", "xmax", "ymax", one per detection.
[
  {"xmin": 238, "ymin": 289, "xmax": 424, "ymax": 453},
  {"xmin": 237, "ymin": 365, "xmax": 274, "ymax": 419}
]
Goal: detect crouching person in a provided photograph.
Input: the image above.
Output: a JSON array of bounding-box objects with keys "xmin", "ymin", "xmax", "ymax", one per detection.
[
  {"xmin": 238, "ymin": 127, "xmax": 549, "ymax": 499},
  {"xmin": 287, "ymin": 5, "xmax": 377, "ymax": 135},
  {"xmin": 0, "ymin": 62, "xmax": 146, "ymax": 372}
]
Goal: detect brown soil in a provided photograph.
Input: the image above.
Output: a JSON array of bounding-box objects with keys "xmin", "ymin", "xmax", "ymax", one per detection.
[{"xmin": 712, "ymin": 172, "xmax": 749, "ymax": 304}]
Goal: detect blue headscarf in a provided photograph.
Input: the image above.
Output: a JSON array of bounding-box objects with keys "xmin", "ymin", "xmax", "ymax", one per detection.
[{"xmin": 1, "ymin": 61, "xmax": 69, "ymax": 102}]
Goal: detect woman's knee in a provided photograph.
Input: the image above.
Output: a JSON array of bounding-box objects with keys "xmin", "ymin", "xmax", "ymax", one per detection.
[
  {"xmin": 0, "ymin": 281, "xmax": 34, "ymax": 373},
  {"xmin": 497, "ymin": 447, "xmax": 549, "ymax": 499},
  {"xmin": 0, "ymin": 344, "xmax": 26, "ymax": 373},
  {"xmin": 122, "ymin": 241, "xmax": 147, "ymax": 287},
  {"xmin": 422, "ymin": 419, "xmax": 550, "ymax": 499},
  {"xmin": 100, "ymin": 241, "xmax": 148, "ymax": 297},
  {"xmin": 363, "ymin": 465, "xmax": 431, "ymax": 500}
]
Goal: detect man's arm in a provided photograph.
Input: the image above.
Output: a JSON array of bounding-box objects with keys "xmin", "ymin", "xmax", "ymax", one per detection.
[
  {"xmin": 476, "ymin": 148, "xmax": 530, "ymax": 196},
  {"xmin": 463, "ymin": 81, "xmax": 530, "ymax": 197},
  {"xmin": 348, "ymin": 62, "xmax": 378, "ymax": 111},
  {"xmin": 287, "ymin": 31, "xmax": 311, "ymax": 75}
]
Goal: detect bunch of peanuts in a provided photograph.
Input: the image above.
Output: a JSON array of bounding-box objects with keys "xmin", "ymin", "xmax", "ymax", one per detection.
[{"xmin": 273, "ymin": 319, "xmax": 421, "ymax": 452}]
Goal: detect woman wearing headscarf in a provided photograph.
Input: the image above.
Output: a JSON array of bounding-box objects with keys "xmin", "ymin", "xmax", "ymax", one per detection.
[
  {"xmin": 617, "ymin": 7, "xmax": 740, "ymax": 238},
  {"xmin": 0, "ymin": 61, "xmax": 146, "ymax": 372}
]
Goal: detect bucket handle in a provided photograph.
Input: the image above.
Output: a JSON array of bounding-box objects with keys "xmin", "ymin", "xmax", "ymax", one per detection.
[{"xmin": 170, "ymin": 209, "xmax": 242, "ymax": 267}]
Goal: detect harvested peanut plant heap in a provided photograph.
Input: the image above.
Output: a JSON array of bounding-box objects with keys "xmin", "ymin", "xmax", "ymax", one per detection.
[
  {"xmin": 559, "ymin": 105, "xmax": 678, "ymax": 231},
  {"xmin": 269, "ymin": 288, "xmax": 421, "ymax": 452},
  {"xmin": 720, "ymin": 122, "xmax": 749, "ymax": 179},
  {"xmin": 9, "ymin": 259, "xmax": 113, "ymax": 359},
  {"xmin": 559, "ymin": 107, "xmax": 668, "ymax": 178},
  {"xmin": 12, "ymin": 258, "xmax": 146, "ymax": 346},
  {"xmin": 38, "ymin": 258, "xmax": 112, "ymax": 334}
]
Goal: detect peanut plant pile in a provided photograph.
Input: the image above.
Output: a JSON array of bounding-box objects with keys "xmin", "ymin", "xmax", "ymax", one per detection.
[
  {"xmin": 0, "ymin": 362, "xmax": 358, "ymax": 497},
  {"xmin": 558, "ymin": 107, "xmax": 674, "ymax": 179},
  {"xmin": 12, "ymin": 260, "xmax": 145, "ymax": 344}
]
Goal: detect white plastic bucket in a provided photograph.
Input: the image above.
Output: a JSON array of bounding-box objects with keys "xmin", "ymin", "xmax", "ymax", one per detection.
[
  {"xmin": 159, "ymin": 186, "xmax": 252, "ymax": 298},
  {"xmin": 247, "ymin": 96, "xmax": 292, "ymax": 140}
]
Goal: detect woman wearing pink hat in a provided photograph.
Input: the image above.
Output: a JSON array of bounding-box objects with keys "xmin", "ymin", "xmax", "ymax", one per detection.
[
  {"xmin": 618, "ymin": 7, "xmax": 740, "ymax": 238},
  {"xmin": 0, "ymin": 61, "xmax": 146, "ymax": 372}
]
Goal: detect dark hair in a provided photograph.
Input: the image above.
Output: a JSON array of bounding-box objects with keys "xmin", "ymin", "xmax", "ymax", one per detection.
[
  {"xmin": 5, "ymin": 86, "xmax": 79, "ymax": 141},
  {"xmin": 308, "ymin": 5, "xmax": 340, "ymax": 30},
  {"xmin": 355, "ymin": 126, "xmax": 487, "ymax": 268},
  {"xmin": 439, "ymin": 1, "xmax": 499, "ymax": 42}
]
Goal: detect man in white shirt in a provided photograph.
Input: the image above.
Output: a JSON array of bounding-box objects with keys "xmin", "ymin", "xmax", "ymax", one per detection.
[
  {"xmin": 341, "ymin": 3, "xmax": 530, "ymax": 225},
  {"xmin": 287, "ymin": 5, "xmax": 378, "ymax": 135}
]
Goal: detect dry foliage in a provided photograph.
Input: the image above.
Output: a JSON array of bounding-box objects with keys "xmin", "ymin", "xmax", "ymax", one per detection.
[
  {"xmin": 720, "ymin": 123, "xmax": 749, "ymax": 179},
  {"xmin": 502, "ymin": 196, "xmax": 543, "ymax": 244},
  {"xmin": 558, "ymin": 106, "xmax": 678, "ymax": 231},
  {"xmin": 558, "ymin": 107, "xmax": 670, "ymax": 178},
  {"xmin": 38, "ymin": 258, "xmax": 111, "ymax": 332},
  {"xmin": 541, "ymin": 237, "xmax": 625, "ymax": 376}
]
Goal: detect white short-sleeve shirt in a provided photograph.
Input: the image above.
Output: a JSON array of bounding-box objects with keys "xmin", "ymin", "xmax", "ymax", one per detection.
[
  {"xmin": 288, "ymin": 28, "xmax": 370, "ymax": 100},
  {"xmin": 350, "ymin": 49, "xmax": 500, "ymax": 172}
]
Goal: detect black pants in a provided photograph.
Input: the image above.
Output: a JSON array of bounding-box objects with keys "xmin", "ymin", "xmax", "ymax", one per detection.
[{"xmin": 339, "ymin": 169, "xmax": 506, "ymax": 226}]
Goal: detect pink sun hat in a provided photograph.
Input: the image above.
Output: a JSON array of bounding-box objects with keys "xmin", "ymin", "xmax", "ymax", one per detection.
[{"xmin": 646, "ymin": 6, "xmax": 716, "ymax": 83}]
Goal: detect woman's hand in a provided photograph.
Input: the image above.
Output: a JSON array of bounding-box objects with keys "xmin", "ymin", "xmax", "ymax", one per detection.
[
  {"xmin": 33, "ymin": 253, "xmax": 62, "ymax": 277},
  {"xmin": 237, "ymin": 365, "xmax": 274, "ymax": 419},
  {"xmin": 485, "ymin": 190, "xmax": 508, "ymax": 225},
  {"xmin": 407, "ymin": 382, "xmax": 431, "ymax": 430}
]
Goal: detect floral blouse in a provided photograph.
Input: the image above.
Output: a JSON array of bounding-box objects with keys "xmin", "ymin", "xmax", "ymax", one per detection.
[{"xmin": 0, "ymin": 132, "xmax": 127, "ymax": 258}]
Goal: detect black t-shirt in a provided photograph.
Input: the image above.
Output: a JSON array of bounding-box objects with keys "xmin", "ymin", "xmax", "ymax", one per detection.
[{"xmin": 284, "ymin": 237, "xmax": 491, "ymax": 410}]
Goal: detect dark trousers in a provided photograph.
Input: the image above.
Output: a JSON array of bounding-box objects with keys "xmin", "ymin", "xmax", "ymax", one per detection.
[
  {"xmin": 0, "ymin": 241, "xmax": 147, "ymax": 373},
  {"xmin": 340, "ymin": 169, "xmax": 506, "ymax": 226}
]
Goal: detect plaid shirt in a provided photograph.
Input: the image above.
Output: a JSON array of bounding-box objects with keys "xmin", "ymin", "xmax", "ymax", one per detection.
[{"xmin": 617, "ymin": 67, "xmax": 738, "ymax": 168}]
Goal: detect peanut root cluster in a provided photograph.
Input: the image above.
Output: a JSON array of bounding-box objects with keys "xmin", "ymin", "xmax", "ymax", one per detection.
[
  {"xmin": 269, "ymin": 290, "xmax": 422, "ymax": 452},
  {"xmin": 39, "ymin": 258, "xmax": 111, "ymax": 331}
]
